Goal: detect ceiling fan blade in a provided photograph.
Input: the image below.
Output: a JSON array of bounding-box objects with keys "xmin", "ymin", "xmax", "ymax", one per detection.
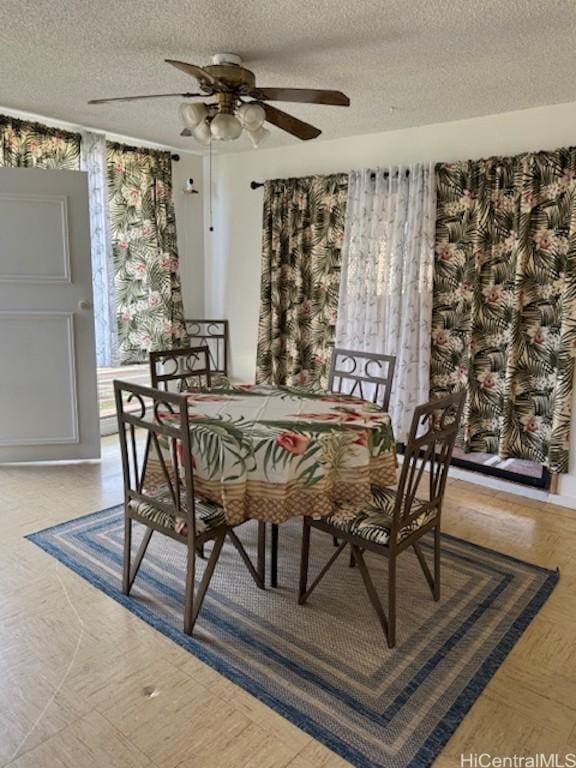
[
  {"xmin": 165, "ymin": 59, "xmax": 222, "ymax": 88},
  {"xmin": 252, "ymin": 88, "xmax": 349, "ymax": 106},
  {"xmin": 263, "ymin": 103, "xmax": 321, "ymax": 140},
  {"xmin": 89, "ymin": 92, "xmax": 202, "ymax": 104}
]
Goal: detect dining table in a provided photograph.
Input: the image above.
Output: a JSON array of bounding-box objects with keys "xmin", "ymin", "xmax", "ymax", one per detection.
[{"xmin": 148, "ymin": 382, "xmax": 397, "ymax": 584}]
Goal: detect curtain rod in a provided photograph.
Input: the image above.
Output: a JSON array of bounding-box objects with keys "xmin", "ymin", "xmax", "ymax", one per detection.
[{"xmin": 249, "ymin": 168, "xmax": 409, "ymax": 189}]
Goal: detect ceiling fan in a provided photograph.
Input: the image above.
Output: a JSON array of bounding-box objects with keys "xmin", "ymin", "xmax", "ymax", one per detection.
[{"xmin": 89, "ymin": 53, "xmax": 350, "ymax": 147}]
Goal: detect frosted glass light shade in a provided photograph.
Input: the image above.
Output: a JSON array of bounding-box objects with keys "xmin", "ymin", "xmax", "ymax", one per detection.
[
  {"xmin": 180, "ymin": 102, "xmax": 207, "ymax": 128},
  {"xmin": 191, "ymin": 120, "xmax": 211, "ymax": 145},
  {"xmin": 211, "ymin": 113, "xmax": 243, "ymax": 141},
  {"xmin": 237, "ymin": 102, "xmax": 266, "ymax": 130},
  {"xmin": 247, "ymin": 125, "xmax": 270, "ymax": 148}
]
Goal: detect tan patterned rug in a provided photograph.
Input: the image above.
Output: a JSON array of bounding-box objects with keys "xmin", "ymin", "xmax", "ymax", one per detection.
[{"xmin": 28, "ymin": 507, "xmax": 558, "ymax": 768}]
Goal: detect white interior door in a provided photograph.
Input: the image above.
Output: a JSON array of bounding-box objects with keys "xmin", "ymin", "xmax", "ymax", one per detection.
[{"xmin": 0, "ymin": 168, "xmax": 100, "ymax": 462}]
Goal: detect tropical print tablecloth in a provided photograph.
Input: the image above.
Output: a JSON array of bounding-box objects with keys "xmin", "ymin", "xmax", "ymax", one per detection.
[{"xmin": 157, "ymin": 384, "xmax": 396, "ymax": 525}]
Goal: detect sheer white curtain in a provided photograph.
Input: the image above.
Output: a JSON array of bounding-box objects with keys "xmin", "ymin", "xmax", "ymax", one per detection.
[
  {"xmin": 81, "ymin": 131, "xmax": 118, "ymax": 367},
  {"xmin": 335, "ymin": 164, "xmax": 436, "ymax": 442}
]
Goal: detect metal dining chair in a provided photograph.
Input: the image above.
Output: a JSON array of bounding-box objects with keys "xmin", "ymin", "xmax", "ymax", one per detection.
[
  {"xmin": 115, "ymin": 381, "xmax": 265, "ymax": 635},
  {"xmin": 298, "ymin": 391, "xmax": 465, "ymax": 649},
  {"xmin": 328, "ymin": 348, "xmax": 396, "ymax": 411},
  {"xmin": 149, "ymin": 345, "xmax": 211, "ymax": 392},
  {"xmin": 328, "ymin": 347, "xmax": 397, "ymax": 552},
  {"xmin": 149, "ymin": 345, "xmax": 212, "ymax": 558},
  {"xmin": 183, "ymin": 319, "xmax": 230, "ymax": 384}
]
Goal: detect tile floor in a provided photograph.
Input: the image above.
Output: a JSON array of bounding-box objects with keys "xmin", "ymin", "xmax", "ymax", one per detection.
[{"xmin": 0, "ymin": 437, "xmax": 575, "ymax": 767}]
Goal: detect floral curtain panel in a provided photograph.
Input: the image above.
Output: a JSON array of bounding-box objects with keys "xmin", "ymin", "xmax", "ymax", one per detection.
[
  {"xmin": 256, "ymin": 174, "xmax": 348, "ymax": 388},
  {"xmin": 335, "ymin": 164, "xmax": 436, "ymax": 442},
  {"xmin": 432, "ymin": 149, "xmax": 576, "ymax": 473},
  {"xmin": 107, "ymin": 142, "xmax": 188, "ymax": 364},
  {"xmin": 0, "ymin": 114, "xmax": 80, "ymax": 168}
]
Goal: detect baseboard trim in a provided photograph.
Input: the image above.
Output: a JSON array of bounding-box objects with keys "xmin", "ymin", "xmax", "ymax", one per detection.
[
  {"xmin": 447, "ymin": 463, "xmax": 576, "ymax": 510},
  {"xmin": 446, "ymin": 465, "xmax": 550, "ymax": 501},
  {"xmin": 397, "ymin": 454, "xmax": 553, "ymax": 503},
  {"xmin": 543, "ymin": 493, "xmax": 576, "ymax": 510}
]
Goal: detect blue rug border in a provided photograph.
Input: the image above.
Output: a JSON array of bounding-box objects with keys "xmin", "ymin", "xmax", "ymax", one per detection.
[{"xmin": 25, "ymin": 505, "xmax": 560, "ymax": 768}]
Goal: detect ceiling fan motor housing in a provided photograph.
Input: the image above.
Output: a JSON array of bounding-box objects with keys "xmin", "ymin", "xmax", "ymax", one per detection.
[
  {"xmin": 211, "ymin": 53, "xmax": 242, "ymax": 66},
  {"xmin": 204, "ymin": 52, "xmax": 256, "ymax": 93}
]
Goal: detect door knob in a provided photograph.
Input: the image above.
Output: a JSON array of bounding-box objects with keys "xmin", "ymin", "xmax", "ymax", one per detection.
[{"xmin": 78, "ymin": 299, "xmax": 93, "ymax": 311}]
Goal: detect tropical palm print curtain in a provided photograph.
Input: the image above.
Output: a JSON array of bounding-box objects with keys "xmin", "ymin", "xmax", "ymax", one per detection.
[
  {"xmin": 256, "ymin": 174, "xmax": 348, "ymax": 388},
  {"xmin": 432, "ymin": 149, "xmax": 576, "ymax": 473},
  {"xmin": 107, "ymin": 142, "xmax": 188, "ymax": 364},
  {"xmin": 0, "ymin": 114, "xmax": 80, "ymax": 168}
]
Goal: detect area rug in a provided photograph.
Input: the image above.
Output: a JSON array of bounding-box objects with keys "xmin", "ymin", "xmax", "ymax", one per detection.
[{"xmin": 27, "ymin": 507, "xmax": 559, "ymax": 768}]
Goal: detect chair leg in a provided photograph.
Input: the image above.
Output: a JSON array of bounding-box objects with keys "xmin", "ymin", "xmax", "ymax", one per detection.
[
  {"xmin": 185, "ymin": 531, "xmax": 226, "ymax": 635},
  {"xmin": 227, "ymin": 529, "xmax": 265, "ymax": 589},
  {"xmin": 183, "ymin": 543, "xmax": 197, "ymax": 635},
  {"xmin": 196, "ymin": 543, "xmax": 205, "ymax": 559},
  {"xmin": 388, "ymin": 552, "xmax": 397, "ymax": 649},
  {"xmin": 125, "ymin": 525, "xmax": 153, "ymax": 595},
  {"xmin": 257, "ymin": 521, "xmax": 266, "ymax": 585},
  {"xmin": 412, "ymin": 540, "xmax": 435, "ymax": 598},
  {"xmin": 271, "ymin": 523, "xmax": 279, "ymax": 588},
  {"xmin": 434, "ymin": 525, "xmax": 441, "ymax": 601},
  {"xmin": 352, "ymin": 546, "xmax": 391, "ymax": 646},
  {"xmin": 332, "ymin": 536, "xmax": 339, "ymax": 547},
  {"xmin": 349, "ymin": 548, "xmax": 356, "ymax": 568},
  {"xmin": 122, "ymin": 515, "xmax": 132, "ymax": 595},
  {"xmin": 299, "ymin": 519, "xmax": 311, "ymax": 603},
  {"xmin": 299, "ymin": 536, "xmax": 347, "ymax": 605}
]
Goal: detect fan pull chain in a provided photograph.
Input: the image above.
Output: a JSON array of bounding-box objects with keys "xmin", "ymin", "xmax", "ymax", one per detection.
[{"xmin": 209, "ymin": 135, "xmax": 214, "ymax": 232}]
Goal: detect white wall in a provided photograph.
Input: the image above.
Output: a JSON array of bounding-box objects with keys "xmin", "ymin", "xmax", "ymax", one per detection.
[
  {"xmin": 204, "ymin": 98, "xmax": 576, "ymax": 505},
  {"xmin": 171, "ymin": 154, "xmax": 204, "ymax": 317}
]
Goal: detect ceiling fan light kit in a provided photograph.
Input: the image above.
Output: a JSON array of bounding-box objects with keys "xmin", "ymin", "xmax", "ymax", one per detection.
[
  {"xmin": 89, "ymin": 53, "xmax": 350, "ymax": 148},
  {"xmin": 210, "ymin": 112, "xmax": 243, "ymax": 141},
  {"xmin": 191, "ymin": 119, "xmax": 212, "ymax": 146},
  {"xmin": 179, "ymin": 102, "xmax": 207, "ymax": 128},
  {"xmin": 237, "ymin": 102, "xmax": 266, "ymax": 130},
  {"xmin": 247, "ymin": 125, "xmax": 271, "ymax": 148}
]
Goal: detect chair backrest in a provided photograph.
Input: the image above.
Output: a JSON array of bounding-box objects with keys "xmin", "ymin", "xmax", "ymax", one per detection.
[
  {"xmin": 114, "ymin": 380, "xmax": 197, "ymax": 538},
  {"xmin": 388, "ymin": 391, "xmax": 465, "ymax": 536},
  {"xmin": 328, "ymin": 348, "xmax": 396, "ymax": 410},
  {"xmin": 183, "ymin": 319, "xmax": 229, "ymax": 376},
  {"xmin": 149, "ymin": 346, "xmax": 211, "ymax": 392}
]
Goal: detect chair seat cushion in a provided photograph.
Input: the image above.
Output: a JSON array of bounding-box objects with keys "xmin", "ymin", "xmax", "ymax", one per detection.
[
  {"xmin": 128, "ymin": 484, "xmax": 226, "ymax": 537},
  {"xmin": 183, "ymin": 373, "xmax": 230, "ymax": 392},
  {"xmin": 210, "ymin": 373, "xmax": 231, "ymax": 388},
  {"xmin": 325, "ymin": 485, "xmax": 436, "ymax": 547}
]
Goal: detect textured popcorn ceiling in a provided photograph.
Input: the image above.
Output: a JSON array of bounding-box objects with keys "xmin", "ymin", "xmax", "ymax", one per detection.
[{"xmin": 1, "ymin": 0, "xmax": 576, "ymax": 153}]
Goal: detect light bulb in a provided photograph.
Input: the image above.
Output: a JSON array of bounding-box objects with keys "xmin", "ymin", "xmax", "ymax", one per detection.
[
  {"xmin": 237, "ymin": 102, "xmax": 266, "ymax": 130},
  {"xmin": 210, "ymin": 113, "xmax": 243, "ymax": 141},
  {"xmin": 179, "ymin": 102, "xmax": 207, "ymax": 128},
  {"xmin": 246, "ymin": 125, "xmax": 270, "ymax": 149},
  {"xmin": 191, "ymin": 120, "xmax": 211, "ymax": 145}
]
